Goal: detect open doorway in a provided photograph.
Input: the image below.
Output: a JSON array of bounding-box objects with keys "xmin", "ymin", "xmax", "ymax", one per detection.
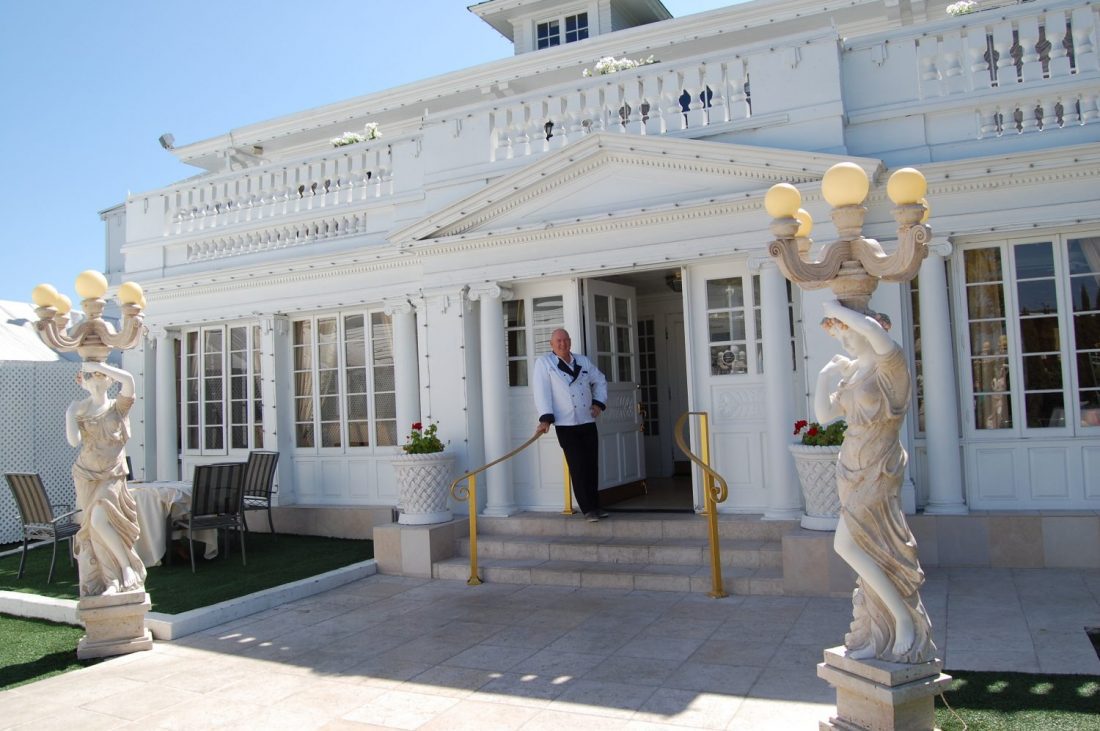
[{"xmin": 588, "ymin": 267, "xmax": 692, "ymax": 512}]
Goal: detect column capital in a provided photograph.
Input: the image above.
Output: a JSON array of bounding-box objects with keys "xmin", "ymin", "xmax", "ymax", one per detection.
[
  {"xmin": 747, "ymin": 253, "xmax": 779, "ymax": 273},
  {"xmin": 419, "ymin": 286, "xmax": 468, "ymax": 314},
  {"xmin": 383, "ymin": 296, "xmax": 417, "ymax": 316},
  {"xmin": 927, "ymin": 239, "xmax": 953, "ymax": 258},
  {"xmin": 256, "ymin": 313, "xmax": 289, "ymax": 335},
  {"xmin": 467, "ymin": 283, "xmax": 514, "ymax": 302},
  {"xmin": 146, "ymin": 325, "xmax": 177, "ymax": 342}
]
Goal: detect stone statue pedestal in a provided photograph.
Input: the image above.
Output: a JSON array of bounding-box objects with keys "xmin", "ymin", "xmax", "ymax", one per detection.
[
  {"xmin": 76, "ymin": 590, "xmax": 153, "ymax": 659},
  {"xmin": 817, "ymin": 646, "xmax": 951, "ymax": 731}
]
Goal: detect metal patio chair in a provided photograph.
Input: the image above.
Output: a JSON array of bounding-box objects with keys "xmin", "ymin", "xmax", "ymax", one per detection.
[
  {"xmin": 240, "ymin": 451, "xmax": 279, "ymax": 535},
  {"xmin": 5, "ymin": 473, "xmax": 80, "ymax": 584},
  {"xmin": 169, "ymin": 462, "xmax": 246, "ymax": 573}
]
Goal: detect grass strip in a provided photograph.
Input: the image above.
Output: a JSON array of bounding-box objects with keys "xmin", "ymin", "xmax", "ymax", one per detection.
[
  {"xmin": 936, "ymin": 671, "xmax": 1100, "ymax": 730},
  {"xmin": 0, "ymin": 614, "xmax": 102, "ymax": 690},
  {"xmin": 0, "ymin": 533, "xmax": 373, "ymax": 614}
]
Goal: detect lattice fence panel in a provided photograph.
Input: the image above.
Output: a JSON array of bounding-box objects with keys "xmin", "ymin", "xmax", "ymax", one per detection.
[{"xmin": 0, "ymin": 361, "xmax": 81, "ymax": 543}]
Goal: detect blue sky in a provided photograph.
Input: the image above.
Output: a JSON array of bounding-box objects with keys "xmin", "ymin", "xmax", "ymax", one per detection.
[{"xmin": 0, "ymin": 0, "xmax": 732, "ymax": 304}]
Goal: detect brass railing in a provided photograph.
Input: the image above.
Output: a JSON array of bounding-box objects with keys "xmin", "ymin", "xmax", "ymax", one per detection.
[
  {"xmin": 673, "ymin": 411, "xmax": 729, "ymax": 599},
  {"xmin": 450, "ymin": 431, "xmax": 544, "ymax": 585},
  {"xmin": 561, "ymin": 455, "xmax": 574, "ymax": 515}
]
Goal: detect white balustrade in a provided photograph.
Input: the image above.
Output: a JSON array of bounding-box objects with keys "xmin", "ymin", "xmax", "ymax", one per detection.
[
  {"xmin": 166, "ymin": 144, "xmax": 392, "ymax": 240},
  {"xmin": 488, "ymin": 52, "xmax": 754, "ymax": 162}
]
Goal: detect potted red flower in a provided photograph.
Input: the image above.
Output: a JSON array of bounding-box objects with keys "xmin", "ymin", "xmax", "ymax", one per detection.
[
  {"xmin": 789, "ymin": 419, "xmax": 846, "ymax": 530},
  {"xmin": 391, "ymin": 421, "xmax": 454, "ymax": 525}
]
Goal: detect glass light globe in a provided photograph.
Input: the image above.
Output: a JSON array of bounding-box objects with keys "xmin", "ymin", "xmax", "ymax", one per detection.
[
  {"xmin": 118, "ymin": 281, "xmax": 144, "ymax": 305},
  {"xmin": 821, "ymin": 163, "xmax": 869, "ymax": 208},
  {"xmin": 31, "ymin": 283, "xmax": 58, "ymax": 307},
  {"xmin": 887, "ymin": 167, "xmax": 927, "ymax": 205},
  {"xmin": 75, "ymin": 270, "xmax": 109, "ymax": 299},
  {"xmin": 55, "ymin": 294, "xmax": 73, "ymax": 315},
  {"xmin": 794, "ymin": 208, "xmax": 813, "ymax": 238},
  {"xmin": 138, "ymin": 294, "xmax": 148, "ymax": 310},
  {"xmin": 919, "ymin": 197, "xmax": 930, "ymax": 223},
  {"xmin": 764, "ymin": 183, "xmax": 801, "ymax": 218}
]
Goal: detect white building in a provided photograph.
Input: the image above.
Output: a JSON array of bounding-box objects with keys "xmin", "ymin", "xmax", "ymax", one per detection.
[{"xmin": 111, "ymin": 0, "xmax": 1100, "ymax": 574}]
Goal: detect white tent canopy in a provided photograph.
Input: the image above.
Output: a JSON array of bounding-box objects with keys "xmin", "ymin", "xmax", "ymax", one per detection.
[{"xmin": 0, "ymin": 300, "xmax": 81, "ymax": 362}]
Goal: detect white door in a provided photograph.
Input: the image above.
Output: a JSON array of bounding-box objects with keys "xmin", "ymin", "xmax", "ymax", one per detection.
[{"xmin": 583, "ymin": 279, "xmax": 645, "ymax": 490}]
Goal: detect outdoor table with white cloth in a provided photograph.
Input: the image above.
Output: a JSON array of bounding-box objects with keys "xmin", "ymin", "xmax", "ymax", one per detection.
[{"xmin": 130, "ymin": 481, "xmax": 219, "ymax": 567}]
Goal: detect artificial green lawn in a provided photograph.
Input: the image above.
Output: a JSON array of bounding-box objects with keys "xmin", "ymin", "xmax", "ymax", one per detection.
[
  {"xmin": 0, "ymin": 614, "xmax": 101, "ymax": 690},
  {"xmin": 935, "ymin": 671, "xmax": 1100, "ymax": 730},
  {"xmin": 0, "ymin": 533, "xmax": 373, "ymax": 614},
  {"xmin": 1, "ymin": 533, "xmax": 373, "ymax": 689}
]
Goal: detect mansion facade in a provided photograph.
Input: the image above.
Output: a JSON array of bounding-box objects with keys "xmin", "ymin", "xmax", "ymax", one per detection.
[{"xmin": 109, "ymin": 0, "xmax": 1100, "ymax": 525}]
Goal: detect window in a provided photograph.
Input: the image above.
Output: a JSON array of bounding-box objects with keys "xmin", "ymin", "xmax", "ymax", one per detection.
[
  {"xmin": 536, "ymin": 20, "xmax": 560, "ymax": 48},
  {"xmin": 592, "ymin": 293, "xmax": 634, "ymax": 382},
  {"xmin": 959, "ymin": 234, "xmax": 1100, "ymax": 434},
  {"xmin": 505, "ymin": 296, "xmax": 565, "ymax": 387},
  {"xmin": 707, "ymin": 278, "xmax": 748, "ymax": 375},
  {"xmin": 565, "ymin": 12, "xmax": 588, "ymax": 43},
  {"xmin": 638, "ymin": 318, "xmax": 659, "ymax": 436},
  {"xmin": 183, "ymin": 324, "xmax": 263, "ymax": 454},
  {"xmin": 536, "ymin": 12, "xmax": 587, "ymax": 49},
  {"xmin": 707, "ymin": 275, "xmax": 796, "ymax": 377},
  {"xmin": 292, "ymin": 311, "xmax": 397, "ymax": 450}
]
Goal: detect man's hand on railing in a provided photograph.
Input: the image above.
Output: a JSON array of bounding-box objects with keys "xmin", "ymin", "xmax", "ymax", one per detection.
[{"xmin": 535, "ymin": 421, "xmax": 551, "ymax": 435}]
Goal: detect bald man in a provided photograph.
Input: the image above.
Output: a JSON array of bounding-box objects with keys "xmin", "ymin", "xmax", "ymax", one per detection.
[{"xmin": 534, "ymin": 329, "xmax": 609, "ymax": 522}]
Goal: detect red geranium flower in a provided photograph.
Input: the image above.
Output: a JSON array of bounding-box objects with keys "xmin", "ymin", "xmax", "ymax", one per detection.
[
  {"xmin": 792, "ymin": 419, "xmax": 808, "ymax": 435},
  {"xmin": 411, "ymin": 422, "xmax": 423, "ymax": 431},
  {"xmin": 806, "ymin": 426, "xmax": 819, "ymax": 437}
]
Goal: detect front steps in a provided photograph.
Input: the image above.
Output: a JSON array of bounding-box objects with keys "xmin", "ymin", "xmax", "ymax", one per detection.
[{"xmin": 432, "ymin": 511, "xmax": 799, "ymax": 595}]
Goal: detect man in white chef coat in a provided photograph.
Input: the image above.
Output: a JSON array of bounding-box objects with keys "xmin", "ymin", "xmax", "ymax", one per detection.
[{"xmin": 534, "ymin": 328, "xmax": 609, "ymax": 522}]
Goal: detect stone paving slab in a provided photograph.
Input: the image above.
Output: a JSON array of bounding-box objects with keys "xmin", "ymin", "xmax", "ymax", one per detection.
[{"xmin": 2, "ymin": 567, "xmax": 1098, "ymax": 729}]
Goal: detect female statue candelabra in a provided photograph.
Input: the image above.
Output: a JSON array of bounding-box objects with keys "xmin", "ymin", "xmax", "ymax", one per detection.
[
  {"xmin": 765, "ymin": 163, "xmax": 937, "ymax": 664},
  {"xmin": 32, "ymin": 270, "xmax": 147, "ymax": 597}
]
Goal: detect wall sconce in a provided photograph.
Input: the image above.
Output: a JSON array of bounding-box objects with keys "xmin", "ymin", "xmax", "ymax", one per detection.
[{"xmin": 665, "ymin": 271, "xmax": 683, "ymax": 293}]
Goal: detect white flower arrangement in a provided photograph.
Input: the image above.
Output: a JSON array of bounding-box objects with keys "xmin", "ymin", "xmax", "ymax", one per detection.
[
  {"xmin": 331, "ymin": 122, "xmax": 382, "ymax": 147},
  {"xmin": 946, "ymin": 0, "xmax": 978, "ymax": 15},
  {"xmin": 582, "ymin": 55, "xmax": 658, "ymax": 78}
]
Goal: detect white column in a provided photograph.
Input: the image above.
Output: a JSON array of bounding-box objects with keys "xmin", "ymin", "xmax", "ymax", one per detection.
[
  {"xmin": 259, "ymin": 315, "xmax": 292, "ymax": 503},
  {"xmin": 754, "ymin": 258, "xmax": 803, "ymax": 520},
  {"xmin": 918, "ymin": 242, "xmax": 968, "ymax": 514},
  {"xmin": 468, "ymin": 284, "xmax": 517, "ymax": 516},
  {"xmin": 384, "ymin": 297, "xmax": 421, "ymax": 446},
  {"xmin": 152, "ymin": 328, "xmax": 179, "ymax": 481}
]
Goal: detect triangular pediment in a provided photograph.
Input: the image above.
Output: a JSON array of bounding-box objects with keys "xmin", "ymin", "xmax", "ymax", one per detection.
[{"xmin": 392, "ymin": 134, "xmax": 882, "ymax": 246}]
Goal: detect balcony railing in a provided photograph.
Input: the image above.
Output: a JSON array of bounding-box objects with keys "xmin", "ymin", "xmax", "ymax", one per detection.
[
  {"xmin": 845, "ymin": 0, "xmax": 1099, "ymax": 137},
  {"xmin": 488, "ymin": 49, "xmax": 756, "ymax": 162}
]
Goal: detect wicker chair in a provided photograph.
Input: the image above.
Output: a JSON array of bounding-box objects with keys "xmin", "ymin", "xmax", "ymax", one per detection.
[
  {"xmin": 240, "ymin": 451, "xmax": 279, "ymax": 535},
  {"xmin": 5, "ymin": 473, "xmax": 80, "ymax": 584},
  {"xmin": 170, "ymin": 462, "xmax": 246, "ymax": 572}
]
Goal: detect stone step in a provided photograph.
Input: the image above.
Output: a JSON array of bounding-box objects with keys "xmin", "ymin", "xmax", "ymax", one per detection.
[
  {"xmin": 473, "ymin": 512, "xmax": 797, "ymax": 542},
  {"xmin": 455, "ymin": 534, "xmax": 783, "ymax": 569},
  {"xmin": 433, "ymin": 557, "xmax": 785, "ymax": 595}
]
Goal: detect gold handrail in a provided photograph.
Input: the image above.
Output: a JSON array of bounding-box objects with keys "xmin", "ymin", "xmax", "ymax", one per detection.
[
  {"xmin": 673, "ymin": 411, "xmax": 729, "ymax": 599},
  {"xmin": 450, "ymin": 430, "xmax": 545, "ymax": 586}
]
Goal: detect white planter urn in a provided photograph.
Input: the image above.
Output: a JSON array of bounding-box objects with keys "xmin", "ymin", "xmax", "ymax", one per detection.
[
  {"xmin": 391, "ymin": 451, "xmax": 455, "ymax": 525},
  {"xmin": 788, "ymin": 443, "xmax": 841, "ymax": 531}
]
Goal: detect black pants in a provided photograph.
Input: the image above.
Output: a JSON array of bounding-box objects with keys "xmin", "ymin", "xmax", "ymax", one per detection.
[{"xmin": 555, "ymin": 422, "xmax": 600, "ymax": 515}]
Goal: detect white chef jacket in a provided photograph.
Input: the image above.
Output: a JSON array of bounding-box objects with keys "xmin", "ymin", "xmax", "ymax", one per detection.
[{"xmin": 533, "ymin": 352, "xmax": 608, "ymax": 426}]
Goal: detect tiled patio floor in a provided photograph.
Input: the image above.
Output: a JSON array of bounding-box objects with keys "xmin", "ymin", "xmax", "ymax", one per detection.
[{"xmin": 2, "ymin": 567, "xmax": 1098, "ymax": 729}]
